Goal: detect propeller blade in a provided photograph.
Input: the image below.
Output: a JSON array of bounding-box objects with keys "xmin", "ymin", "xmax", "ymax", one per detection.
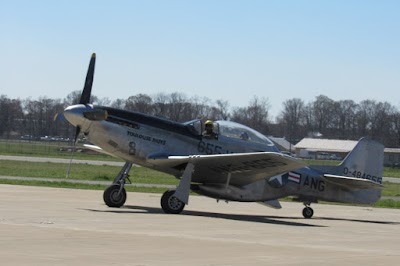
[
  {"xmin": 66, "ymin": 146, "xmax": 75, "ymax": 178},
  {"xmin": 66, "ymin": 53, "xmax": 96, "ymax": 178},
  {"xmin": 79, "ymin": 53, "xmax": 96, "ymax": 104},
  {"xmin": 74, "ymin": 126, "xmax": 81, "ymax": 144},
  {"xmin": 83, "ymin": 109, "xmax": 108, "ymax": 121},
  {"xmin": 54, "ymin": 112, "xmax": 64, "ymax": 122},
  {"xmin": 66, "ymin": 126, "xmax": 81, "ymax": 178}
]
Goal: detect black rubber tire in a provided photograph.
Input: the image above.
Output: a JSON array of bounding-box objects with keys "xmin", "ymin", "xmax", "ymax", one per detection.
[
  {"xmin": 302, "ymin": 207, "xmax": 314, "ymax": 219},
  {"xmin": 103, "ymin": 185, "xmax": 127, "ymax": 208},
  {"xmin": 161, "ymin": 190, "xmax": 185, "ymax": 214}
]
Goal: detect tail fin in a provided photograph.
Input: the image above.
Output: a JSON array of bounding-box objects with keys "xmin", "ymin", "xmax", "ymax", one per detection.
[
  {"xmin": 336, "ymin": 137, "xmax": 384, "ymax": 184},
  {"xmin": 309, "ymin": 138, "xmax": 384, "ymax": 204},
  {"xmin": 318, "ymin": 138, "xmax": 384, "ymax": 204}
]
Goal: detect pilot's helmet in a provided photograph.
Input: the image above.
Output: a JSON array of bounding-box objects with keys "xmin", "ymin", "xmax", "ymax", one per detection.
[
  {"xmin": 205, "ymin": 120, "xmax": 213, "ymax": 126},
  {"xmin": 240, "ymin": 131, "xmax": 249, "ymax": 140}
]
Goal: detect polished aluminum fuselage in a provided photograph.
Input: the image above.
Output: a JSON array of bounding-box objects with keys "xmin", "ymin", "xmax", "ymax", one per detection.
[{"xmin": 64, "ymin": 104, "xmax": 382, "ymax": 205}]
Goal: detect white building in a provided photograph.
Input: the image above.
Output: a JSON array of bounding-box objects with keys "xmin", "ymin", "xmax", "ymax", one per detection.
[{"xmin": 294, "ymin": 138, "xmax": 400, "ymax": 166}]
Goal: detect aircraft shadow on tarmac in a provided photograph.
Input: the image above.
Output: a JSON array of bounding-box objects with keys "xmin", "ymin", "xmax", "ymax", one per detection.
[
  {"xmin": 315, "ymin": 216, "xmax": 400, "ymax": 225},
  {"xmin": 82, "ymin": 205, "xmax": 400, "ymax": 227},
  {"xmin": 82, "ymin": 205, "xmax": 325, "ymax": 227}
]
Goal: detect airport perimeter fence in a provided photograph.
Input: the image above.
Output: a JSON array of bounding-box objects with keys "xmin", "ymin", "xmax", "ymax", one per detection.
[{"xmin": 0, "ymin": 139, "xmax": 108, "ymax": 159}]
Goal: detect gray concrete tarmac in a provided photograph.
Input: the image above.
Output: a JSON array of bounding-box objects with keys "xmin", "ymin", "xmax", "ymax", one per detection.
[{"xmin": 0, "ymin": 185, "xmax": 399, "ymax": 265}]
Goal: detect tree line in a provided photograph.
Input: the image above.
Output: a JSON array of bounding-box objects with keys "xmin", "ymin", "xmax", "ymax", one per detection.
[{"xmin": 1, "ymin": 92, "xmax": 399, "ymax": 148}]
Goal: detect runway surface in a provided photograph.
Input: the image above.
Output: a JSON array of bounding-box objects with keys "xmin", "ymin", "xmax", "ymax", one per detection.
[{"xmin": 0, "ymin": 185, "xmax": 399, "ymax": 265}]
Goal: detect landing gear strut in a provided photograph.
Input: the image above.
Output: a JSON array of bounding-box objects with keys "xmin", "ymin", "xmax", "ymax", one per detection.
[
  {"xmin": 302, "ymin": 202, "xmax": 314, "ymax": 219},
  {"xmin": 159, "ymin": 163, "xmax": 194, "ymax": 214},
  {"xmin": 103, "ymin": 162, "xmax": 132, "ymax": 208}
]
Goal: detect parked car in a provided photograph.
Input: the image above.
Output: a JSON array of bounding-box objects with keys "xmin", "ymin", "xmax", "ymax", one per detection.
[{"xmin": 329, "ymin": 154, "xmax": 342, "ymax": 160}]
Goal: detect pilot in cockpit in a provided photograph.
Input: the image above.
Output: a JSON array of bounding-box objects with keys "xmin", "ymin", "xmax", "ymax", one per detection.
[
  {"xmin": 240, "ymin": 131, "xmax": 249, "ymax": 140},
  {"xmin": 202, "ymin": 120, "xmax": 217, "ymax": 139}
]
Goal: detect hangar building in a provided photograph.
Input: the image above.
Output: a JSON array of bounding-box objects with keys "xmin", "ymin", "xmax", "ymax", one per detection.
[{"xmin": 294, "ymin": 138, "xmax": 400, "ymax": 166}]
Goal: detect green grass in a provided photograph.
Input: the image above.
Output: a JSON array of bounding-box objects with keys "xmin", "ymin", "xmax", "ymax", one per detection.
[
  {"xmin": 383, "ymin": 167, "xmax": 400, "ymax": 178},
  {"xmin": 382, "ymin": 182, "xmax": 400, "ymax": 197},
  {"xmin": 373, "ymin": 199, "xmax": 400, "ymax": 208},
  {"xmin": 0, "ymin": 140, "xmax": 119, "ymax": 161},
  {"xmin": 0, "ymin": 160, "xmax": 179, "ymax": 185}
]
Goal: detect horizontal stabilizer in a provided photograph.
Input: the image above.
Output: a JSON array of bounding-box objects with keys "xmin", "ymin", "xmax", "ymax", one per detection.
[
  {"xmin": 324, "ymin": 174, "xmax": 383, "ymax": 190},
  {"xmin": 258, "ymin": 199, "xmax": 282, "ymax": 209}
]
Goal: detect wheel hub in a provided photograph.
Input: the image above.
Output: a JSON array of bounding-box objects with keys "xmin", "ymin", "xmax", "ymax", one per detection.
[
  {"xmin": 168, "ymin": 196, "xmax": 183, "ymax": 210},
  {"xmin": 111, "ymin": 190, "xmax": 122, "ymax": 202}
]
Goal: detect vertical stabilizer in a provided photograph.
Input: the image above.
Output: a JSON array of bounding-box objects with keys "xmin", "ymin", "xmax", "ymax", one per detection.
[{"xmin": 337, "ymin": 138, "xmax": 384, "ymax": 184}]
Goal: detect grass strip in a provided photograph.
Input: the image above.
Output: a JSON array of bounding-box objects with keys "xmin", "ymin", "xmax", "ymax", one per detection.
[{"xmin": 0, "ymin": 160, "xmax": 179, "ymax": 185}]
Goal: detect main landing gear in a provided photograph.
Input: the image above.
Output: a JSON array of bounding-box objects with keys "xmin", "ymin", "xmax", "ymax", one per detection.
[
  {"xmin": 160, "ymin": 162, "xmax": 194, "ymax": 214},
  {"xmin": 103, "ymin": 161, "xmax": 193, "ymax": 213},
  {"xmin": 302, "ymin": 202, "xmax": 314, "ymax": 219},
  {"xmin": 103, "ymin": 162, "xmax": 132, "ymax": 208},
  {"xmin": 161, "ymin": 190, "xmax": 185, "ymax": 214}
]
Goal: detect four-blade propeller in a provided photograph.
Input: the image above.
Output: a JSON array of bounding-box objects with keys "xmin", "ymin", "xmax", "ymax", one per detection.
[{"xmin": 62, "ymin": 53, "xmax": 108, "ymax": 177}]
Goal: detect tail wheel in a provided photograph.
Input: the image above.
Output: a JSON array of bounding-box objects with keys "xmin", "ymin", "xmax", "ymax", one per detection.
[
  {"xmin": 302, "ymin": 207, "xmax": 314, "ymax": 219},
  {"xmin": 161, "ymin": 190, "xmax": 185, "ymax": 214},
  {"xmin": 104, "ymin": 185, "xmax": 127, "ymax": 208}
]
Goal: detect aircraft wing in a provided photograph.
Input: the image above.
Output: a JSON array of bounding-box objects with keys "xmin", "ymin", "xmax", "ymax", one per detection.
[
  {"xmin": 324, "ymin": 174, "xmax": 383, "ymax": 190},
  {"xmin": 149, "ymin": 152, "xmax": 306, "ymax": 186}
]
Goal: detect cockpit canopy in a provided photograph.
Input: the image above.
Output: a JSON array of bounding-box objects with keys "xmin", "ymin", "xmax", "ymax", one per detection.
[
  {"xmin": 184, "ymin": 119, "xmax": 276, "ymax": 147},
  {"xmin": 216, "ymin": 120, "xmax": 275, "ymax": 146}
]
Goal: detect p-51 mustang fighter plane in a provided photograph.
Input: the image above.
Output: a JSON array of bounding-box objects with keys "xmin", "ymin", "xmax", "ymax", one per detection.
[{"xmin": 62, "ymin": 53, "xmax": 384, "ymax": 218}]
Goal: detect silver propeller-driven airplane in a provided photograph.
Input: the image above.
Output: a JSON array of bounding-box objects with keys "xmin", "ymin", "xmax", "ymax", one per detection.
[{"xmin": 62, "ymin": 54, "xmax": 384, "ymax": 218}]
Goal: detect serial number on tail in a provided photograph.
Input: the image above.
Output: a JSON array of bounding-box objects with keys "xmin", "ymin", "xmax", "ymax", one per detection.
[{"xmin": 343, "ymin": 167, "xmax": 382, "ymax": 184}]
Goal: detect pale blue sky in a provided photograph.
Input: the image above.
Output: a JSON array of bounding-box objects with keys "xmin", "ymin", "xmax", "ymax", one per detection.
[{"xmin": 1, "ymin": 0, "xmax": 399, "ymax": 118}]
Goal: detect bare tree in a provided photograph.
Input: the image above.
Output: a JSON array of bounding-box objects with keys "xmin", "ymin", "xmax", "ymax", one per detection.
[
  {"xmin": 214, "ymin": 99, "xmax": 230, "ymax": 120},
  {"xmin": 3, "ymin": 89, "xmax": 400, "ymax": 148},
  {"xmin": 125, "ymin": 94, "xmax": 154, "ymax": 114},
  {"xmin": 231, "ymin": 96, "xmax": 271, "ymax": 134},
  {"xmin": 331, "ymin": 100, "xmax": 357, "ymax": 139},
  {"xmin": 313, "ymin": 95, "xmax": 335, "ymax": 135},
  {"xmin": 95, "ymin": 97, "xmax": 112, "ymax": 106},
  {"xmin": 111, "ymin": 98, "xmax": 126, "ymax": 109},
  {"xmin": 278, "ymin": 98, "xmax": 305, "ymax": 144},
  {"xmin": 390, "ymin": 112, "xmax": 400, "ymax": 147},
  {"xmin": 0, "ymin": 95, "xmax": 24, "ymax": 138},
  {"xmin": 64, "ymin": 90, "xmax": 98, "ymax": 105},
  {"xmin": 370, "ymin": 101, "xmax": 395, "ymax": 146},
  {"xmin": 356, "ymin": 100, "xmax": 376, "ymax": 137}
]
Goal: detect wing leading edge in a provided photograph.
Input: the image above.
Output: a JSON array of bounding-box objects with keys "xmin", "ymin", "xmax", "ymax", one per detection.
[{"xmin": 150, "ymin": 152, "xmax": 306, "ymax": 186}]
